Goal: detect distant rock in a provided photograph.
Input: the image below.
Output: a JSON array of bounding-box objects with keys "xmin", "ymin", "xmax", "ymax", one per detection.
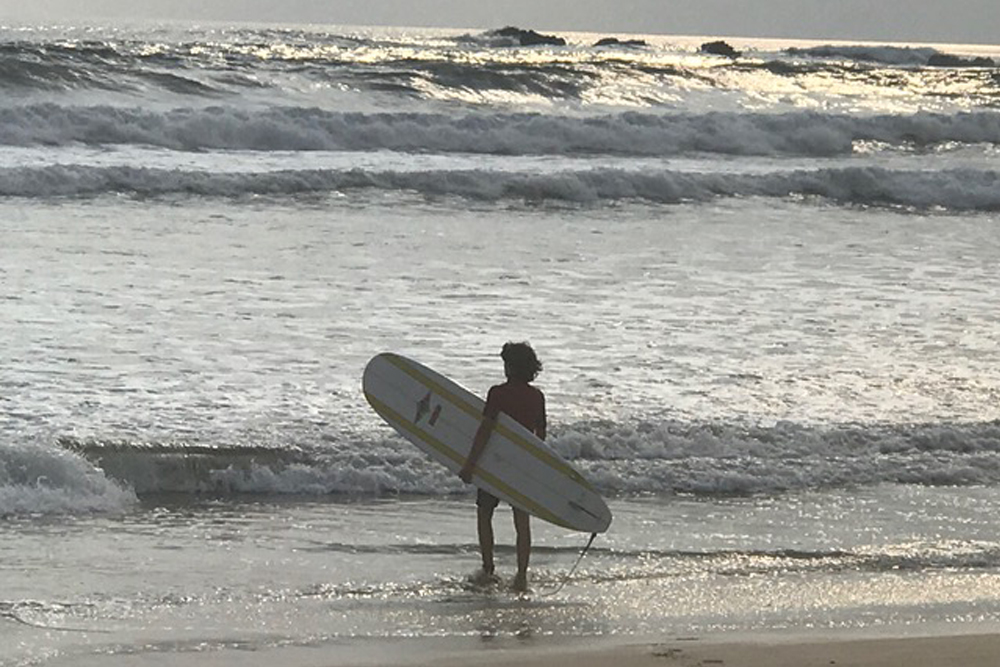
[
  {"xmin": 593, "ymin": 37, "xmax": 648, "ymax": 48},
  {"xmin": 700, "ymin": 40, "xmax": 741, "ymax": 58},
  {"xmin": 491, "ymin": 26, "xmax": 566, "ymax": 47},
  {"xmin": 927, "ymin": 53, "xmax": 996, "ymax": 67}
]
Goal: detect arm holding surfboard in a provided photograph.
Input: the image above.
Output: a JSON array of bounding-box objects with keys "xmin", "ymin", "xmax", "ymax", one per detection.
[
  {"xmin": 459, "ymin": 370, "xmax": 547, "ymax": 482},
  {"xmin": 459, "ymin": 413, "xmax": 497, "ymax": 483}
]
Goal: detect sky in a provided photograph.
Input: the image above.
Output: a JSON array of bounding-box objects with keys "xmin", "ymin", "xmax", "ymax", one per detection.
[{"xmin": 3, "ymin": 0, "xmax": 999, "ymax": 45}]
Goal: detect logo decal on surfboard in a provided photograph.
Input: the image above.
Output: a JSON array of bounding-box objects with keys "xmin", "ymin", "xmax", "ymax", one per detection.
[
  {"xmin": 414, "ymin": 391, "xmax": 443, "ymax": 427},
  {"xmin": 415, "ymin": 391, "xmax": 432, "ymax": 423}
]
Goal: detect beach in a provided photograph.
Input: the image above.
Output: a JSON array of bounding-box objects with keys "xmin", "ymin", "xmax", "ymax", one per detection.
[
  {"xmin": 3, "ymin": 20, "xmax": 1000, "ymax": 667},
  {"xmin": 420, "ymin": 632, "xmax": 1000, "ymax": 667}
]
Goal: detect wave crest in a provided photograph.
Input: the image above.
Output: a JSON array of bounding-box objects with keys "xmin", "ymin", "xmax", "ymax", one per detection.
[
  {"xmin": 785, "ymin": 44, "xmax": 997, "ymax": 68},
  {"xmin": 4, "ymin": 106, "xmax": 1000, "ymax": 156},
  {"xmin": 29, "ymin": 420, "xmax": 1000, "ymax": 509},
  {"xmin": 0, "ymin": 440, "xmax": 136, "ymax": 517},
  {"xmin": 3, "ymin": 164, "xmax": 998, "ymax": 211}
]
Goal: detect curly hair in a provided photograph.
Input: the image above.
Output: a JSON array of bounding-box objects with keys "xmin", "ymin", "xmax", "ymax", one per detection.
[{"xmin": 501, "ymin": 342, "xmax": 543, "ymax": 382}]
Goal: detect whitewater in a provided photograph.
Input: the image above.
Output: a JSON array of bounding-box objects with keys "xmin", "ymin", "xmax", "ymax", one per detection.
[{"xmin": 3, "ymin": 20, "xmax": 1000, "ymax": 667}]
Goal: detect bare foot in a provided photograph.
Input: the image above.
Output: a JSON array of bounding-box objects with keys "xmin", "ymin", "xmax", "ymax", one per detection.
[
  {"xmin": 469, "ymin": 568, "xmax": 500, "ymax": 586},
  {"xmin": 511, "ymin": 572, "xmax": 528, "ymax": 592}
]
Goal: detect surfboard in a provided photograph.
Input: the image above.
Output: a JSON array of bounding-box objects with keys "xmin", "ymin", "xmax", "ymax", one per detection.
[{"xmin": 362, "ymin": 353, "xmax": 612, "ymax": 534}]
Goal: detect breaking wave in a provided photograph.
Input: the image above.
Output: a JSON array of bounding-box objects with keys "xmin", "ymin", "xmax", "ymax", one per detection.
[
  {"xmin": 6, "ymin": 418, "xmax": 1000, "ymax": 516},
  {"xmin": 784, "ymin": 44, "xmax": 998, "ymax": 68},
  {"xmin": 3, "ymin": 163, "xmax": 999, "ymax": 211},
  {"xmin": 3, "ymin": 105, "xmax": 1000, "ymax": 156},
  {"xmin": 785, "ymin": 45, "xmax": 941, "ymax": 67},
  {"xmin": 0, "ymin": 440, "xmax": 136, "ymax": 517},
  {"xmin": 2, "ymin": 419, "xmax": 993, "ymax": 515}
]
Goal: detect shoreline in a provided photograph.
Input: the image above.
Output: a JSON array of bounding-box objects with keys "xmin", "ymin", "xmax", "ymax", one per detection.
[{"xmin": 343, "ymin": 628, "xmax": 1000, "ymax": 667}]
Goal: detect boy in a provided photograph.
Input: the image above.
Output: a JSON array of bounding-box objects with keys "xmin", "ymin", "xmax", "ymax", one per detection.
[{"xmin": 459, "ymin": 342, "xmax": 546, "ymax": 592}]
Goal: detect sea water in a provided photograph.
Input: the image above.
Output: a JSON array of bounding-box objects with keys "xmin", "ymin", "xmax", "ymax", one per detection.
[{"xmin": 3, "ymin": 21, "xmax": 1000, "ymax": 666}]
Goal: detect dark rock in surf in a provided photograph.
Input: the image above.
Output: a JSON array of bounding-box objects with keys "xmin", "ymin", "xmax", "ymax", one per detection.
[
  {"xmin": 594, "ymin": 37, "xmax": 648, "ymax": 48},
  {"xmin": 700, "ymin": 40, "xmax": 741, "ymax": 58},
  {"xmin": 492, "ymin": 26, "xmax": 567, "ymax": 47}
]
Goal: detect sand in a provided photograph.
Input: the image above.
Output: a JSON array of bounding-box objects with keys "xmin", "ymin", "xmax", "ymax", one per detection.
[{"xmin": 376, "ymin": 632, "xmax": 1000, "ymax": 667}]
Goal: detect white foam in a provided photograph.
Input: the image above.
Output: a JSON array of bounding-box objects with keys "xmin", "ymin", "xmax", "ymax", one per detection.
[{"xmin": 0, "ymin": 441, "xmax": 137, "ymax": 516}]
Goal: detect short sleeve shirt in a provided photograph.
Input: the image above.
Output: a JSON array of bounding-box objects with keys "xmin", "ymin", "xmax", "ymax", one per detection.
[{"xmin": 483, "ymin": 381, "xmax": 546, "ymax": 436}]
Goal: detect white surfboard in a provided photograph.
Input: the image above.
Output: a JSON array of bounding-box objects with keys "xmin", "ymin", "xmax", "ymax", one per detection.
[{"xmin": 362, "ymin": 353, "xmax": 612, "ymax": 534}]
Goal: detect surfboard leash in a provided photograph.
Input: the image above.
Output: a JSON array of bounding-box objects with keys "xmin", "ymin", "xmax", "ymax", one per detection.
[{"xmin": 540, "ymin": 531, "xmax": 598, "ymax": 597}]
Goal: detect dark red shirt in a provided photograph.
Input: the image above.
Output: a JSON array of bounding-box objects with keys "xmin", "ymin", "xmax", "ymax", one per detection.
[{"xmin": 484, "ymin": 381, "xmax": 546, "ymax": 437}]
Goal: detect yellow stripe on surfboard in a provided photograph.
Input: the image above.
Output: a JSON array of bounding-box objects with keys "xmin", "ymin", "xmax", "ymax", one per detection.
[
  {"xmin": 364, "ymin": 391, "xmax": 571, "ymax": 529},
  {"xmin": 380, "ymin": 353, "xmax": 592, "ymax": 489}
]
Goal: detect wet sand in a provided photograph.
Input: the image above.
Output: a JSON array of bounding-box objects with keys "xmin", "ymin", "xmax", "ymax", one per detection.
[{"xmin": 373, "ymin": 632, "xmax": 1000, "ymax": 667}]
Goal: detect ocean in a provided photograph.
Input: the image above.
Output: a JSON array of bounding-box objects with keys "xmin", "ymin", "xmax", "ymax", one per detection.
[{"xmin": 3, "ymin": 19, "xmax": 1000, "ymax": 666}]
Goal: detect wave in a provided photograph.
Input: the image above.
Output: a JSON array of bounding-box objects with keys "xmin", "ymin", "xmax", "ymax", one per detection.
[
  {"xmin": 3, "ymin": 26, "xmax": 997, "ymax": 119},
  {"xmin": 0, "ymin": 440, "xmax": 136, "ymax": 517},
  {"xmin": 7, "ymin": 419, "xmax": 1000, "ymax": 516},
  {"xmin": 785, "ymin": 45, "xmax": 941, "ymax": 67},
  {"xmin": 784, "ymin": 44, "xmax": 998, "ymax": 68},
  {"xmin": 51, "ymin": 435, "xmax": 461, "ymax": 499},
  {"xmin": 0, "ymin": 32, "xmax": 629, "ymax": 100},
  {"xmin": 9, "ymin": 420, "xmax": 997, "ymax": 512},
  {"xmin": 3, "ymin": 163, "xmax": 999, "ymax": 211},
  {"xmin": 0, "ymin": 40, "xmax": 235, "ymax": 95},
  {"xmin": 4, "ymin": 105, "xmax": 1000, "ymax": 156},
  {"xmin": 571, "ymin": 419, "xmax": 1000, "ymax": 495}
]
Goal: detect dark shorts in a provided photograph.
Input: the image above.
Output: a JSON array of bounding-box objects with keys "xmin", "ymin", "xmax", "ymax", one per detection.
[{"xmin": 476, "ymin": 488, "xmax": 500, "ymax": 510}]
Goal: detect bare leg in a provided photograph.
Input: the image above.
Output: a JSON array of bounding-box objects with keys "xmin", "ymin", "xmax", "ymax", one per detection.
[
  {"xmin": 512, "ymin": 508, "xmax": 531, "ymax": 590},
  {"xmin": 477, "ymin": 504, "xmax": 495, "ymax": 575}
]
